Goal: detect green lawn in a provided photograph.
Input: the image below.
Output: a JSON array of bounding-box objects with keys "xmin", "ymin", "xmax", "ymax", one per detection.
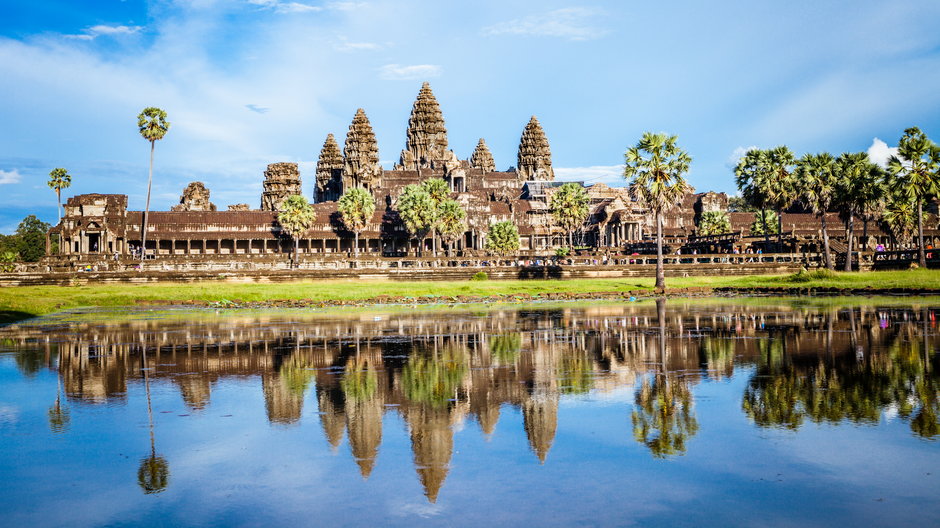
[{"xmin": 2, "ymin": 269, "xmax": 939, "ymax": 323}]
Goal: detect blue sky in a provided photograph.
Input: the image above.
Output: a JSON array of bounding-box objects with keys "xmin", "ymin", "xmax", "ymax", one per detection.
[{"xmin": 2, "ymin": 0, "xmax": 939, "ymax": 233}]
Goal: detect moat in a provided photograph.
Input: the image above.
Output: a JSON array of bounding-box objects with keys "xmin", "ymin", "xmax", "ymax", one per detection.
[{"xmin": 1, "ymin": 299, "xmax": 938, "ymax": 527}]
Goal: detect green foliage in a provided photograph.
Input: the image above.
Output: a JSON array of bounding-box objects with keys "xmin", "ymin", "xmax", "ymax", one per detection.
[
  {"xmin": 138, "ymin": 107, "xmax": 170, "ymax": 143},
  {"xmin": 279, "ymin": 355, "xmax": 316, "ymax": 396},
  {"xmin": 728, "ymin": 196, "xmax": 757, "ymax": 212},
  {"xmin": 734, "ymin": 146, "xmax": 797, "ymax": 214},
  {"xmin": 47, "ymin": 168, "xmax": 72, "ymax": 192},
  {"xmin": 554, "ymin": 247, "xmax": 570, "ymax": 257},
  {"xmin": 632, "ymin": 375, "xmax": 699, "ymax": 458},
  {"xmin": 749, "ymin": 210, "xmax": 779, "ymax": 236},
  {"xmin": 785, "ymin": 268, "xmax": 838, "ymax": 283},
  {"xmin": 402, "ymin": 348, "xmax": 468, "ymax": 407},
  {"xmin": 489, "ymin": 334, "xmax": 521, "ymax": 364},
  {"xmin": 342, "ymin": 359, "xmax": 378, "ymax": 401},
  {"xmin": 882, "ymin": 190, "xmax": 916, "ymax": 245},
  {"xmin": 834, "ymin": 152, "xmax": 886, "ymax": 218},
  {"xmin": 888, "ymin": 127, "xmax": 940, "ymax": 204},
  {"xmin": 338, "ymin": 187, "xmax": 376, "ymax": 234},
  {"xmin": 0, "ymin": 251, "xmax": 17, "ymax": 272},
  {"xmin": 15, "ymin": 215, "xmax": 50, "ymax": 262},
  {"xmin": 277, "ymin": 195, "xmax": 315, "ymax": 240},
  {"xmin": 558, "ymin": 353, "xmax": 594, "ymax": 394},
  {"xmin": 437, "ymin": 199, "xmax": 467, "ymax": 250},
  {"xmin": 550, "ymin": 182, "xmax": 589, "ymax": 239},
  {"xmin": 137, "ymin": 455, "xmax": 169, "ymax": 494},
  {"xmin": 471, "ymin": 271, "xmax": 488, "ymax": 281},
  {"xmin": 624, "ymin": 132, "xmax": 692, "ymax": 214},
  {"xmin": 420, "ymin": 178, "xmax": 449, "ymax": 205},
  {"xmin": 697, "ymin": 211, "xmax": 731, "ymax": 236},
  {"xmin": 484, "ymin": 220, "xmax": 519, "ymax": 256},
  {"xmin": 397, "ymin": 184, "xmax": 437, "ymax": 239},
  {"xmin": 795, "ymin": 152, "xmax": 838, "ymax": 214}
]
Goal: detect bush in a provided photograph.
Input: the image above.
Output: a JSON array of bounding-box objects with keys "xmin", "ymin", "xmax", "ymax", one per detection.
[
  {"xmin": 471, "ymin": 271, "xmax": 488, "ymax": 281},
  {"xmin": 554, "ymin": 247, "xmax": 570, "ymax": 257}
]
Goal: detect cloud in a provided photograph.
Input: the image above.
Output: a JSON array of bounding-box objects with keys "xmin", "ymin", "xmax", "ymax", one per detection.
[
  {"xmin": 65, "ymin": 24, "xmax": 143, "ymax": 40},
  {"xmin": 482, "ymin": 8, "xmax": 609, "ymax": 41},
  {"xmin": 326, "ymin": 1, "xmax": 367, "ymax": 10},
  {"xmin": 275, "ymin": 2, "xmax": 322, "ymax": 13},
  {"xmin": 378, "ymin": 64, "xmax": 442, "ymax": 81},
  {"xmin": 248, "ymin": 0, "xmax": 362, "ymax": 14},
  {"xmin": 0, "ymin": 169, "xmax": 22, "ymax": 185},
  {"xmin": 554, "ymin": 165, "xmax": 624, "ymax": 186},
  {"xmin": 245, "ymin": 104, "xmax": 271, "ymax": 114},
  {"xmin": 727, "ymin": 146, "xmax": 758, "ymax": 167},
  {"xmin": 334, "ymin": 39, "xmax": 381, "ymax": 52},
  {"xmin": 867, "ymin": 137, "xmax": 898, "ymax": 168}
]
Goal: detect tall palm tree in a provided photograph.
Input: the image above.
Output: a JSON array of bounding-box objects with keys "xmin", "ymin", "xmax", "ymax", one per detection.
[
  {"xmin": 882, "ymin": 190, "xmax": 916, "ymax": 250},
  {"xmin": 734, "ymin": 146, "xmax": 796, "ymax": 250},
  {"xmin": 397, "ymin": 184, "xmax": 437, "ymax": 257},
  {"xmin": 624, "ymin": 132, "xmax": 692, "ymax": 292},
  {"xmin": 795, "ymin": 152, "xmax": 837, "ymax": 270},
  {"xmin": 277, "ymin": 195, "xmax": 315, "ymax": 268},
  {"xmin": 835, "ymin": 152, "xmax": 886, "ymax": 271},
  {"xmin": 421, "ymin": 178, "xmax": 449, "ymax": 257},
  {"xmin": 137, "ymin": 107, "xmax": 170, "ymax": 261},
  {"xmin": 550, "ymin": 182, "xmax": 590, "ymax": 247},
  {"xmin": 887, "ymin": 127, "xmax": 940, "ymax": 268},
  {"xmin": 47, "ymin": 168, "xmax": 71, "ymax": 223},
  {"xmin": 337, "ymin": 187, "xmax": 376, "ymax": 257},
  {"xmin": 735, "ymin": 149, "xmax": 772, "ymax": 246},
  {"xmin": 437, "ymin": 199, "xmax": 467, "ymax": 257}
]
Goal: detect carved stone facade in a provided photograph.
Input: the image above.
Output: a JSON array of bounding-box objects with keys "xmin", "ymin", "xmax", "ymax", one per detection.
[
  {"xmin": 316, "ymin": 133, "xmax": 343, "ymax": 202},
  {"xmin": 398, "ymin": 82, "xmax": 449, "ymax": 170},
  {"xmin": 517, "ymin": 116, "xmax": 554, "ymax": 181},
  {"xmin": 261, "ymin": 162, "xmax": 302, "ymax": 212},
  {"xmin": 227, "ymin": 203, "xmax": 250, "ymax": 211},
  {"xmin": 470, "ymin": 138, "xmax": 496, "ymax": 173},
  {"xmin": 342, "ymin": 109, "xmax": 382, "ymax": 192},
  {"xmin": 171, "ymin": 182, "xmax": 216, "ymax": 212}
]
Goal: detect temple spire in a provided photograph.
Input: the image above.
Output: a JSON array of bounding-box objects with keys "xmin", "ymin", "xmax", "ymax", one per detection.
[
  {"xmin": 315, "ymin": 133, "xmax": 343, "ymax": 202},
  {"xmin": 398, "ymin": 82, "xmax": 449, "ymax": 170},
  {"xmin": 517, "ymin": 115, "xmax": 554, "ymax": 181},
  {"xmin": 343, "ymin": 108, "xmax": 381, "ymax": 191},
  {"xmin": 470, "ymin": 138, "xmax": 496, "ymax": 173}
]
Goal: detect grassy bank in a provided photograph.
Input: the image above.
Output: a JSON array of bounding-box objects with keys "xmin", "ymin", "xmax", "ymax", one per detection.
[{"xmin": 2, "ymin": 269, "xmax": 940, "ymax": 323}]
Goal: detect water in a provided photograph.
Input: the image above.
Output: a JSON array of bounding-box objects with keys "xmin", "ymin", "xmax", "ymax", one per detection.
[{"xmin": 0, "ymin": 298, "xmax": 938, "ymax": 527}]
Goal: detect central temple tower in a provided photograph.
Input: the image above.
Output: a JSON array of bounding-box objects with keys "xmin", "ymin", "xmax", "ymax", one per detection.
[{"xmin": 397, "ymin": 82, "xmax": 452, "ymax": 170}]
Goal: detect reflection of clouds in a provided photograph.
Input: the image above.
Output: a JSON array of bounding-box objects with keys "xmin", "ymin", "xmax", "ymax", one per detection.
[
  {"xmin": 0, "ymin": 404, "xmax": 18, "ymax": 424},
  {"xmin": 391, "ymin": 500, "xmax": 444, "ymax": 518}
]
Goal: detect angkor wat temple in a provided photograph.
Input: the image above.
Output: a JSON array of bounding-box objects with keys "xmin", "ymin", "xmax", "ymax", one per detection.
[{"xmin": 45, "ymin": 82, "xmax": 925, "ymax": 270}]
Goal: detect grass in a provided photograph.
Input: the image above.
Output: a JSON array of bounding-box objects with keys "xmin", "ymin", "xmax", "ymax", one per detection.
[{"xmin": 3, "ymin": 269, "xmax": 940, "ymax": 323}]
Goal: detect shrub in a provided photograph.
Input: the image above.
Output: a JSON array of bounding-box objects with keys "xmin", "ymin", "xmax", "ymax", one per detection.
[
  {"xmin": 786, "ymin": 268, "xmax": 838, "ymax": 283},
  {"xmin": 554, "ymin": 247, "xmax": 570, "ymax": 257},
  {"xmin": 471, "ymin": 271, "xmax": 488, "ymax": 281}
]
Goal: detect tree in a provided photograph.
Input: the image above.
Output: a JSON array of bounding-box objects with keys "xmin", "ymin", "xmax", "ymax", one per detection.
[
  {"xmin": 16, "ymin": 215, "xmax": 50, "ymax": 262},
  {"xmin": 795, "ymin": 152, "xmax": 837, "ymax": 270},
  {"xmin": 882, "ymin": 190, "xmax": 916, "ymax": 249},
  {"xmin": 887, "ymin": 127, "xmax": 940, "ymax": 268},
  {"xmin": 734, "ymin": 146, "xmax": 796, "ymax": 249},
  {"xmin": 834, "ymin": 152, "xmax": 886, "ymax": 271},
  {"xmin": 550, "ymin": 182, "xmax": 589, "ymax": 247},
  {"xmin": 337, "ymin": 187, "xmax": 375, "ymax": 257},
  {"xmin": 624, "ymin": 132, "xmax": 692, "ymax": 292},
  {"xmin": 421, "ymin": 178, "xmax": 450, "ymax": 256},
  {"xmin": 137, "ymin": 107, "xmax": 170, "ymax": 260},
  {"xmin": 397, "ymin": 184, "xmax": 437, "ymax": 256},
  {"xmin": 277, "ymin": 195, "xmax": 315, "ymax": 268},
  {"xmin": 697, "ymin": 211, "xmax": 731, "ymax": 236},
  {"xmin": 437, "ymin": 199, "xmax": 467, "ymax": 257},
  {"xmin": 749, "ymin": 210, "xmax": 779, "ymax": 237},
  {"xmin": 47, "ymin": 168, "xmax": 71, "ymax": 223},
  {"xmin": 484, "ymin": 220, "xmax": 519, "ymax": 256},
  {"xmin": 728, "ymin": 196, "xmax": 757, "ymax": 212}
]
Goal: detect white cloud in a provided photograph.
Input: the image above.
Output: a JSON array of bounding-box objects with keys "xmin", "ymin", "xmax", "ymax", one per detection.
[
  {"xmin": 727, "ymin": 145, "xmax": 758, "ymax": 167},
  {"xmin": 378, "ymin": 63, "xmax": 441, "ymax": 81},
  {"xmin": 555, "ymin": 165, "xmax": 625, "ymax": 186},
  {"xmin": 867, "ymin": 137, "xmax": 898, "ymax": 168},
  {"xmin": 65, "ymin": 25, "xmax": 143, "ymax": 40},
  {"xmin": 275, "ymin": 2, "xmax": 322, "ymax": 13},
  {"xmin": 0, "ymin": 169, "xmax": 21, "ymax": 185},
  {"xmin": 334, "ymin": 39, "xmax": 381, "ymax": 52},
  {"xmin": 482, "ymin": 8, "xmax": 609, "ymax": 41},
  {"xmin": 248, "ymin": 0, "xmax": 362, "ymax": 14},
  {"xmin": 326, "ymin": 1, "xmax": 367, "ymax": 10}
]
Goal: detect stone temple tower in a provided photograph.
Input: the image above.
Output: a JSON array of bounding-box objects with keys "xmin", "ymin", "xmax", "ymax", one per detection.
[
  {"xmin": 315, "ymin": 133, "xmax": 343, "ymax": 202},
  {"xmin": 470, "ymin": 138, "xmax": 496, "ymax": 173},
  {"xmin": 261, "ymin": 162, "xmax": 302, "ymax": 212},
  {"xmin": 517, "ymin": 116, "xmax": 554, "ymax": 181},
  {"xmin": 398, "ymin": 82, "xmax": 451, "ymax": 170},
  {"xmin": 342, "ymin": 108, "xmax": 382, "ymax": 192}
]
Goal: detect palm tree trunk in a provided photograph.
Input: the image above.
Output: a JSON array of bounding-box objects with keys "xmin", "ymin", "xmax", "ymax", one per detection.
[
  {"xmin": 821, "ymin": 213, "xmax": 833, "ymax": 270},
  {"xmin": 762, "ymin": 209, "xmax": 770, "ymax": 250},
  {"xmin": 568, "ymin": 230, "xmax": 573, "ymax": 248},
  {"xmin": 294, "ymin": 238, "xmax": 299, "ymax": 269},
  {"xmin": 354, "ymin": 231, "xmax": 359, "ymax": 258},
  {"xmin": 917, "ymin": 201, "xmax": 927, "ymax": 268},
  {"xmin": 776, "ymin": 208, "xmax": 783, "ymax": 252},
  {"xmin": 141, "ymin": 141, "xmax": 155, "ymax": 261},
  {"xmin": 655, "ymin": 210, "xmax": 665, "ymax": 292},
  {"xmin": 843, "ymin": 213, "xmax": 855, "ymax": 272},
  {"xmin": 56, "ymin": 189, "xmax": 62, "ymax": 223}
]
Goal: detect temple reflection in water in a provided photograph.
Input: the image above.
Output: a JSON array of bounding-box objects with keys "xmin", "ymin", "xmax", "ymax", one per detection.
[{"xmin": 3, "ymin": 300, "xmax": 938, "ymax": 502}]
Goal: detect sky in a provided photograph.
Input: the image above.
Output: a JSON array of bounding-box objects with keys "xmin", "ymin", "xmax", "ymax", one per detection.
[{"xmin": 1, "ymin": 0, "xmax": 940, "ymax": 233}]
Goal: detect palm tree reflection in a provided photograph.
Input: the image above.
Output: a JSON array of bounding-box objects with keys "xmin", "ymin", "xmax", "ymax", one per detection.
[{"xmin": 137, "ymin": 352, "xmax": 169, "ymax": 494}]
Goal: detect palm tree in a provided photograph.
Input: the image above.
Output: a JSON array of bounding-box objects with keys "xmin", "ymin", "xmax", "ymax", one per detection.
[
  {"xmin": 137, "ymin": 107, "xmax": 170, "ymax": 260},
  {"xmin": 795, "ymin": 152, "xmax": 838, "ymax": 270},
  {"xmin": 624, "ymin": 132, "xmax": 692, "ymax": 292},
  {"xmin": 421, "ymin": 178, "xmax": 449, "ymax": 256},
  {"xmin": 835, "ymin": 152, "xmax": 886, "ymax": 271},
  {"xmin": 47, "ymin": 168, "xmax": 72, "ymax": 223},
  {"xmin": 337, "ymin": 187, "xmax": 375, "ymax": 257},
  {"xmin": 437, "ymin": 199, "xmax": 467, "ymax": 257},
  {"xmin": 887, "ymin": 127, "xmax": 940, "ymax": 268},
  {"xmin": 484, "ymin": 220, "xmax": 520, "ymax": 256},
  {"xmin": 697, "ymin": 211, "xmax": 731, "ymax": 236},
  {"xmin": 882, "ymin": 190, "xmax": 916, "ymax": 250},
  {"xmin": 734, "ymin": 146, "xmax": 796, "ymax": 250},
  {"xmin": 397, "ymin": 184, "xmax": 437, "ymax": 257},
  {"xmin": 550, "ymin": 182, "xmax": 589, "ymax": 247},
  {"xmin": 277, "ymin": 195, "xmax": 315, "ymax": 268}
]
